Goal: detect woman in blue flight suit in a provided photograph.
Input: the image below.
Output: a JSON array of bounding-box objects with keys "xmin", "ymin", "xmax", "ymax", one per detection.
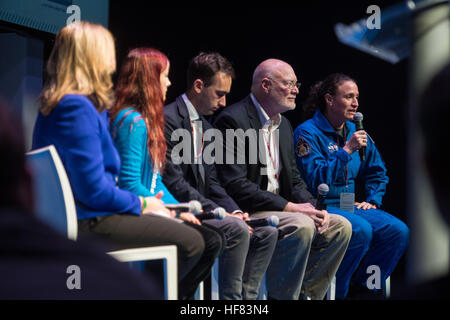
[{"xmin": 293, "ymin": 73, "xmax": 409, "ymax": 299}]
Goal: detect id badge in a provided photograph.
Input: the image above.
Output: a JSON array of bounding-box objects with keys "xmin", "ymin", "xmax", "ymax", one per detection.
[{"xmin": 340, "ymin": 192, "xmax": 355, "ymax": 213}]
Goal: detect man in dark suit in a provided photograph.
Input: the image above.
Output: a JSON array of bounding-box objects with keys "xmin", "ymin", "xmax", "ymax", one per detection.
[
  {"xmin": 213, "ymin": 59, "xmax": 352, "ymax": 300},
  {"xmin": 0, "ymin": 100, "xmax": 158, "ymax": 299},
  {"xmin": 163, "ymin": 52, "xmax": 278, "ymax": 300}
]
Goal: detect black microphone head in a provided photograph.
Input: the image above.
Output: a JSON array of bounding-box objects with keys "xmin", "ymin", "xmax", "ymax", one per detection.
[
  {"xmin": 317, "ymin": 183, "xmax": 329, "ymax": 196},
  {"xmin": 189, "ymin": 200, "xmax": 202, "ymax": 215},
  {"xmin": 353, "ymin": 112, "xmax": 363, "ymax": 122},
  {"xmin": 212, "ymin": 207, "xmax": 226, "ymax": 220}
]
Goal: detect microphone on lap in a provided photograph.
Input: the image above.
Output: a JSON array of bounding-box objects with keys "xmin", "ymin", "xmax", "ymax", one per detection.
[
  {"xmin": 196, "ymin": 207, "xmax": 227, "ymax": 220},
  {"xmin": 353, "ymin": 112, "xmax": 366, "ymax": 162},
  {"xmin": 165, "ymin": 200, "xmax": 202, "ymax": 215},
  {"xmin": 246, "ymin": 215, "xmax": 279, "ymax": 228},
  {"xmin": 315, "ymin": 183, "xmax": 329, "ymax": 211}
]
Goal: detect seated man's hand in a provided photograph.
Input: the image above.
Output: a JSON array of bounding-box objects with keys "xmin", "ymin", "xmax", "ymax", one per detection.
[
  {"xmin": 228, "ymin": 211, "xmax": 253, "ymax": 235},
  {"xmin": 284, "ymin": 202, "xmax": 329, "ymax": 233}
]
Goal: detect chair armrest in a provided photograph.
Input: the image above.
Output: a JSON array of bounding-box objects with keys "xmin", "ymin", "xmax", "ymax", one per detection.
[{"xmin": 108, "ymin": 245, "xmax": 178, "ymax": 300}]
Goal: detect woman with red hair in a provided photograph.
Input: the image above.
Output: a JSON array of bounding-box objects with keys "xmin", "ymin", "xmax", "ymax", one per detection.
[
  {"xmin": 110, "ymin": 48, "xmax": 223, "ymax": 300},
  {"xmin": 110, "ymin": 48, "xmax": 174, "ymax": 203}
]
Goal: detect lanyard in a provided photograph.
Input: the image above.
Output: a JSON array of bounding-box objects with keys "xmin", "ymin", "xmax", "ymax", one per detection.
[
  {"xmin": 337, "ymin": 125, "xmax": 349, "ymax": 190},
  {"xmin": 262, "ymin": 125, "xmax": 278, "ymax": 179},
  {"xmin": 345, "ymin": 164, "xmax": 349, "ymax": 190},
  {"xmin": 344, "ymin": 127, "xmax": 349, "ymax": 190}
]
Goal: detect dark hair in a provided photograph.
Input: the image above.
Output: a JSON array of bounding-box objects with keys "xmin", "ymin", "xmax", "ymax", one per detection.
[
  {"xmin": 302, "ymin": 73, "xmax": 355, "ymax": 121},
  {"xmin": 0, "ymin": 99, "xmax": 27, "ymax": 207},
  {"xmin": 187, "ymin": 52, "xmax": 235, "ymax": 89}
]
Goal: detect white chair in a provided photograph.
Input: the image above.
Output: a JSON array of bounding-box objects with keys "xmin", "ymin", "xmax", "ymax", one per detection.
[
  {"xmin": 326, "ymin": 277, "xmax": 336, "ymax": 300},
  {"xmin": 195, "ymin": 258, "xmax": 220, "ymax": 300},
  {"xmin": 385, "ymin": 276, "xmax": 391, "ymax": 298},
  {"xmin": 257, "ymin": 274, "xmax": 389, "ymax": 300},
  {"xmin": 256, "ymin": 273, "xmax": 327, "ymax": 300},
  {"xmin": 257, "ymin": 273, "xmax": 268, "ymax": 300},
  {"xmin": 325, "ymin": 275, "xmax": 391, "ymax": 300},
  {"xmin": 211, "ymin": 258, "xmax": 220, "ymax": 299},
  {"xmin": 26, "ymin": 145, "xmax": 178, "ymax": 300}
]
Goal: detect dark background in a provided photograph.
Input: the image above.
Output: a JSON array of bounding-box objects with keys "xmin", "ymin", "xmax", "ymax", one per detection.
[{"xmin": 109, "ymin": 0, "xmax": 410, "ymax": 290}]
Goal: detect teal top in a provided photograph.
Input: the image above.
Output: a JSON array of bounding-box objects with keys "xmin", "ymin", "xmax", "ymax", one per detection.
[{"xmin": 111, "ymin": 107, "xmax": 179, "ymax": 204}]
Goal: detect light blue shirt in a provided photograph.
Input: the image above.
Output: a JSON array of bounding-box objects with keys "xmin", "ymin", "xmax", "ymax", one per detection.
[{"xmin": 111, "ymin": 107, "xmax": 179, "ymax": 204}]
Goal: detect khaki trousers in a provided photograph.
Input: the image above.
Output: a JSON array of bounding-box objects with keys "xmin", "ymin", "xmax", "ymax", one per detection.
[{"xmin": 251, "ymin": 211, "xmax": 352, "ymax": 300}]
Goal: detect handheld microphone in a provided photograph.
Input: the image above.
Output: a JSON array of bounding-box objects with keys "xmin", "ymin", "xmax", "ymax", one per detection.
[
  {"xmin": 166, "ymin": 200, "xmax": 202, "ymax": 215},
  {"xmin": 353, "ymin": 112, "xmax": 366, "ymax": 162},
  {"xmin": 315, "ymin": 183, "xmax": 329, "ymax": 211},
  {"xmin": 246, "ymin": 215, "xmax": 280, "ymax": 228},
  {"xmin": 196, "ymin": 207, "xmax": 226, "ymax": 220}
]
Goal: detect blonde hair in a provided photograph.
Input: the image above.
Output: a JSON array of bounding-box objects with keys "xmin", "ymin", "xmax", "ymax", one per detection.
[{"xmin": 39, "ymin": 21, "xmax": 116, "ymax": 115}]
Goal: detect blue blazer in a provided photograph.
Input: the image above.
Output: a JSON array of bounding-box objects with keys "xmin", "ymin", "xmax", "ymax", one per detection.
[{"xmin": 32, "ymin": 94, "xmax": 141, "ymax": 220}]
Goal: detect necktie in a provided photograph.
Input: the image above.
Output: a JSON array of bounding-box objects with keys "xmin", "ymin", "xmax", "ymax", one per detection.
[{"xmin": 192, "ymin": 119, "xmax": 206, "ymax": 193}]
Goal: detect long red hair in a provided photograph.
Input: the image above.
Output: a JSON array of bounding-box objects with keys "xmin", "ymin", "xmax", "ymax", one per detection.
[{"xmin": 111, "ymin": 48, "xmax": 168, "ymax": 171}]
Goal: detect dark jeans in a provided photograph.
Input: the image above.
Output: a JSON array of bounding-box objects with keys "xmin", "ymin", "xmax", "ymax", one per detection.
[
  {"xmin": 78, "ymin": 213, "xmax": 223, "ymax": 299},
  {"xmin": 204, "ymin": 217, "xmax": 278, "ymax": 300}
]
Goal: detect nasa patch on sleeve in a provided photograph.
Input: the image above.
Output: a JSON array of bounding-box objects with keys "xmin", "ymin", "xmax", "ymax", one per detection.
[{"xmin": 296, "ymin": 136, "xmax": 311, "ymax": 158}]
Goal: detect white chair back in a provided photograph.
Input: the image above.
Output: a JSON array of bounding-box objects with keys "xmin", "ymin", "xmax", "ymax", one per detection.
[
  {"xmin": 26, "ymin": 145, "xmax": 178, "ymax": 299},
  {"xmin": 26, "ymin": 145, "xmax": 78, "ymax": 240}
]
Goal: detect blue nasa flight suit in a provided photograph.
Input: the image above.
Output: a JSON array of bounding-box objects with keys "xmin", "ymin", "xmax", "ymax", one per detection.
[{"xmin": 293, "ymin": 110, "xmax": 409, "ymax": 298}]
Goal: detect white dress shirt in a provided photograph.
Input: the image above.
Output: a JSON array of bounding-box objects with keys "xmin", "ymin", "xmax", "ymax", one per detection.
[
  {"xmin": 182, "ymin": 94, "xmax": 243, "ymax": 215},
  {"xmin": 182, "ymin": 93, "xmax": 203, "ymax": 165},
  {"xmin": 250, "ymin": 93, "xmax": 281, "ymax": 194}
]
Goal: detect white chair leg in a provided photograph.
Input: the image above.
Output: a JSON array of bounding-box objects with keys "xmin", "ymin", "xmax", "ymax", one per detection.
[
  {"xmin": 108, "ymin": 246, "xmax": 178, "ymax": 300},
  {"xmin": 211, "ymin": 258, "xmax": 220, "ymax": 300},
  {"xmin": 195, "ymin": 281, "xmax": 204, "ymax": 300},
  {"xmin": 257, "ymin": 273, "xmax": 268, "ymax": 300},
  {"xmin": 385, "ymin": 276, "xmax": 391, "ymax": 298},
  {"xmin": 326, "ymin": 276, "xmax": 336, "ymax": 300}
]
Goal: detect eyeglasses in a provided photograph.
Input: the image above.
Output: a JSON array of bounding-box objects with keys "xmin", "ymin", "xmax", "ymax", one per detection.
[{"xmin": 267, "ymin": 77, "xmax": 301, "ymax": 90}]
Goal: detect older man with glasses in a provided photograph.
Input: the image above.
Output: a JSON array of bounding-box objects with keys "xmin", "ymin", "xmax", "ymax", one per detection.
[{"xmin": 213, "ymin": 58, "xmax": 352, "ymax": 300}]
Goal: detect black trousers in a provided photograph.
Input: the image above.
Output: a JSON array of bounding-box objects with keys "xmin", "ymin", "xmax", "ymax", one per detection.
[{"xmin": 78, "ymin": 213, "xmax": 223, "ymax": 299}]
